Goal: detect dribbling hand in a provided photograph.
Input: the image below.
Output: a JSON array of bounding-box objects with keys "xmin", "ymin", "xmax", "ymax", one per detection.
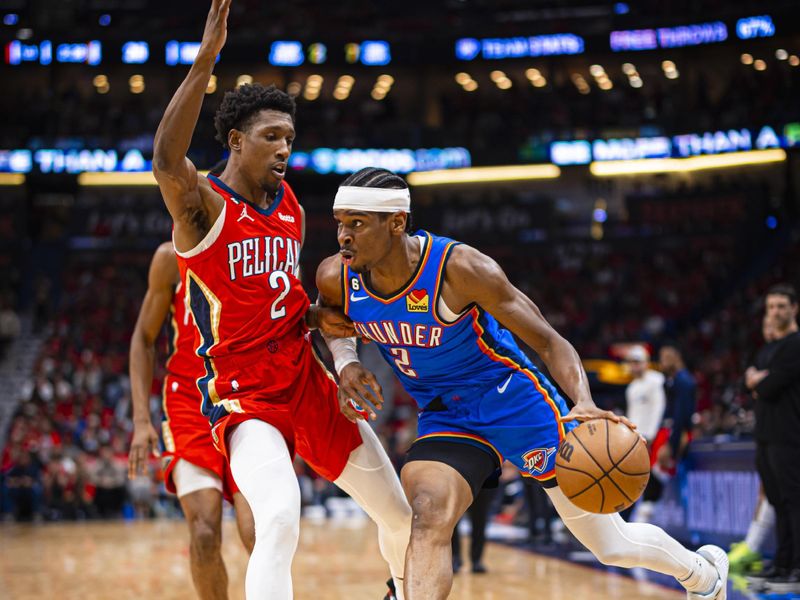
[
  {"xmin": 201, "ymin": 0, "xmax": 232, "ymax": 57},
  {"xmin": 128, "ymin": 422, "xmax": 161, "ymax": 479},
  {"xmin": 337, "ymin": 362, "xmax": 384, "ymax": 422}
]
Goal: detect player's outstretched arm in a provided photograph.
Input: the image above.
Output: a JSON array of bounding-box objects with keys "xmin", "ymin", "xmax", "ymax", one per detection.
[
  {"xmin": 128, "ymin": 243, "xmax": 179, "ymax": 478},
  {"xmin": 152, "ymin": 0, "xmax": 230, "ymax": 241},
  {"xmin": 443, "ymin": 245, "xmax": 637, "ymax": 429},
  {"xmin": 316, "ymin": 255, "xmax": 384, "ymax": 422}
]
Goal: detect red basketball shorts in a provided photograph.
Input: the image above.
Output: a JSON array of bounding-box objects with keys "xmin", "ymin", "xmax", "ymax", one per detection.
[
  {"xmin": 161, "ymin": 373, "xmax": 239, "ymax": 501},
  {"xmin": 210, "ymin": 342, "xmax": 362, "ymax": 482}
]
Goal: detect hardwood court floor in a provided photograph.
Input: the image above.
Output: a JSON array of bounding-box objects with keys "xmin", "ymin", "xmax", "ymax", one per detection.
[{"xmin": 0, "ymin": 518, "xmax": 683, "ymax": 599}]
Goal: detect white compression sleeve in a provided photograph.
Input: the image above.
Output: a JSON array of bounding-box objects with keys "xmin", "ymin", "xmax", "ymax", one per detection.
[
  {"xmin": 229, "ymin": 420, "xmax": 301, "ymax": 600},
  {"xmin": 321, "ymin": 332, "xmax": 359, "ymax": 375},
  {"xmin": 546, "ymin": 486, "xmax": 719, "ymax": 594},
  {"xmin": 333, "ymin": 420, "xmax": 412, "ymax": 600}
]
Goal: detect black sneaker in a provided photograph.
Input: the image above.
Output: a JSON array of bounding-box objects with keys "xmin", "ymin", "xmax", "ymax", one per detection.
[
  {"xmin": 746, "ymin": 565, "xmax": 787, "ymax": 580},
  {"xmin": 746, "ymin": 566, "xmax": 789, "ymax": 591},
  {"xmin": 764, "ymin": 568, "xmax": 800, "ymax": 594},
  {"xmin": 471, "ymin": 562, "xmax": 488, "ymax": 574}
]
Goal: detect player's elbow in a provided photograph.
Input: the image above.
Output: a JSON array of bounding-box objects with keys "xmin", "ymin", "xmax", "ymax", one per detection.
[
  {"xmin": 152, "ymin": 155, "xmax": 179, "ymax": 178},
  {"xmin": 315, "ymin": 256, "xmax": 342, "ymax": 304},
  {"xmin": 131, "ymin": 328, "xmax": 156, "ymax": 355},
  {"xmin": 151, "ymin": 139, "xmax": 185, "ymax": 176}
]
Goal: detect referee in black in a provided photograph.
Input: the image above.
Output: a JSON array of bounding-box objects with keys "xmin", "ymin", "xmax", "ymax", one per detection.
[{"xmin": 746, "ymin": 284, "xmax": 800, "ymax": 593}]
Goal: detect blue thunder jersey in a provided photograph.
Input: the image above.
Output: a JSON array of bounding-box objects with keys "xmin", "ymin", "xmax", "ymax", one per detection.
[
  {"xmin": 343, "ymin": 231, "xmax": 558, "ymax": 408},
  {"xmin": 343, "ymin": 230, "xmax": 575, "ymax": 485}
]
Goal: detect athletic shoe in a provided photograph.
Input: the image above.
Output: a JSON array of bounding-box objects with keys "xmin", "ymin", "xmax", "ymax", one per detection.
[
  {"xmin": 384, "ymin": 578, "xmax": 397, "ymax": 600},
  {"xmin": 471, "ymin": 562, "xmax": 487, "ymax": 574},
  {"xmin": 763, "ymin": 568, "xmax": 800, "ymax": 594},
  {"xmin": 687, "ymin": 545, "xmax": 728, "ymax": 600},
  {"xmin": 726, "ymin": 542, "xmax": 761, "ymax": 574},
  {"xmin": 745, "ymin": 564, "xmax": 788, "ymax": 591}
]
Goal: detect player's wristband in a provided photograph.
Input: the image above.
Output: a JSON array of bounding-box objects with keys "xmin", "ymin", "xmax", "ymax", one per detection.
[{"xmin": 322, "ymin": 334, "xmax": 359, "ymax": 375}]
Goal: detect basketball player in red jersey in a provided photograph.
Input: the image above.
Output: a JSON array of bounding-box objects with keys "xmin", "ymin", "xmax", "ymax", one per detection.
[
  {"xmin": 128, "ymin": 242, "xmax": 254, "ymax": 600},
  {"xmin": 151, "ymin": 2, "xmax": 411, "ymax": 598}
]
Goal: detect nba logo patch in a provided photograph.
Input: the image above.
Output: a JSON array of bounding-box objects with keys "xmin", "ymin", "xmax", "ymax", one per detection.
[
  {"xmin": 406, "ymin": 288, "xmax": 429, "ymax": 312},
  {"xmin": 522, "ymin": 447, "xmax": 556, "ymax": 474}
]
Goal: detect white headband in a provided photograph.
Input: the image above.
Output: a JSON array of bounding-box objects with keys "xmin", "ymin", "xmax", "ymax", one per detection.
[{"xmin": 333, "ymin": 185, "xmax": 411, "ymax": 213}]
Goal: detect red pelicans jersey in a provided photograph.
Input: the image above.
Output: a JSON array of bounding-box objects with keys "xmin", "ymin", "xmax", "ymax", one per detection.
[{"xmin": 175, "ymin": 175, "xmax": 310, "ymax": 428}]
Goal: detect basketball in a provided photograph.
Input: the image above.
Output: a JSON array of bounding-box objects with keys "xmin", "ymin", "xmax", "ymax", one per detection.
[{"xmin": 555, "ymin": 419, "xmax": 650, "ymax": 514}]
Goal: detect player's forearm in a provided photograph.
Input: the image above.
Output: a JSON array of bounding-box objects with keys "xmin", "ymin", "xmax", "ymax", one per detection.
[
  {"xmin": 321, "ymin": 332, "xmax": 359, "ymax": 375},
  {"xmin": 153, "ymin": 52, "xmax": 217, "ymax": 173},
  {"xmin": 129, "ymin": 336, "xmax": 157, "ymax": 426},
  {"xmin": 540, "ymin": 336, "xmax": 594, "ymax": 407}
]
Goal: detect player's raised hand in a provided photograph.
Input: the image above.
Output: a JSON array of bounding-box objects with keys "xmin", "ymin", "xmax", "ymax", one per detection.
[
  {"xmin": 337, "ymin": 362, "xmax": 385, "ymax": 422},
  {"xmin": 128, "ymin": 421, "xmax": 161, "ymax": 479},
  {"xmin": 201, "ymin": 0, "xmax": 232, "ymax": 57}
]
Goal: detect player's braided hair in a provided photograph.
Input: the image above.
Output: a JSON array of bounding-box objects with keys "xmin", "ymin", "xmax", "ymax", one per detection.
[
  {"xmin": 340, "ymin": 167, "xmax": 408, "ymax": 190},
  {"xmin": 340, "ymin": 168, "xmax": 413, "ymax": 231},
  {"xmin": 213, "ymin": 83, "xmax": 296, "ymax": 149}
]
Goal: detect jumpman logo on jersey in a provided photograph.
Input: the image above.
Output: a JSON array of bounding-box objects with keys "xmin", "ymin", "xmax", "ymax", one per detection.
[{"xmin": 237, "ymin": 205, "xmax": 255, "ymax": 223}]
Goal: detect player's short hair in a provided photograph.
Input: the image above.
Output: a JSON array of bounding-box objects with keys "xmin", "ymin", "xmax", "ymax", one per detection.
[
  {"xmin": 213, "ymin": 83, "xmax": 296, "ymax": 149},
  {"xmin": 339, "ymin": 168, "xmax": 413, "ymax": 231},
  {"xmin": 340, "ymin": 167, "xmax": 408, "ymax": 190},
  {"xmin": 766, "ymin": 283, "xmax": 798, "ymax": 305}
]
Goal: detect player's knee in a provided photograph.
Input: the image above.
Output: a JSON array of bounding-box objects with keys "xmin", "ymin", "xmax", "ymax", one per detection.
[
  {"xmin": 253, "ymin": 501, "xmax": 300, "ymax": 548},
  {"xmin": 188, "ymin": 515, "xmax": 221, "ymax": 557},
  {"xmin": 409, "ymin": 490, "xmax": 457, "ymax": 539}
]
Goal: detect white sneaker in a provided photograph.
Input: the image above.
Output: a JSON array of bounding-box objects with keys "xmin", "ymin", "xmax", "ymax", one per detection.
[{"xmin": 686, "ymin": 545, "xmax": 728, "ymax": 600}]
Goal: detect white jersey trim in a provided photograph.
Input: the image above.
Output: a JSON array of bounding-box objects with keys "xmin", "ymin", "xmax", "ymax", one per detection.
[{"xmin": 173, "ymin": 202, "xmax": 227, "ymax": 259}]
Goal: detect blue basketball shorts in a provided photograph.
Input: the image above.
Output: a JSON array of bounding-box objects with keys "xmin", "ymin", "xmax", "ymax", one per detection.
[{"xmin": 415, "ymin": 367, "xmax": 577, "ymax": 487}]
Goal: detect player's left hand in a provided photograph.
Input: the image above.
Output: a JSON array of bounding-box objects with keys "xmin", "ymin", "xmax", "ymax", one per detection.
[
  {"xmin": 310, "ymin": 305, "xmax": 356, "ymax": 338},
  {"xmin": 128, "ymin": 422, "xmax": 161, "ymax": 479},
  {"xmin": 337, "ymin": 362, "xmax": 384, "ymax": 422},
  {"xmin": 561, "ymin": 404, "xmax": 646, "ymax": 444}
]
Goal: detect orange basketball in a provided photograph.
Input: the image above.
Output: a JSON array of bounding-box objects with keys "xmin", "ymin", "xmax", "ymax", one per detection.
[{"xmin": 555, "ymin": 419, "xmax": 650, "ymax": 514}]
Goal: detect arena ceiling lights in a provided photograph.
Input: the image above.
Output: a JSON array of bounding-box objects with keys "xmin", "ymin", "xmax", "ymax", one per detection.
[
  {"xmin": 0, "ymin": 173, "xmax": 24, "ymax": 186},
  {"xmin": 407, "ymin": 164, "xmax": 560, "ymax": 186},
  {"xmin": 589, "ymin": 149, "xmax": 786, "ymax": 177}
]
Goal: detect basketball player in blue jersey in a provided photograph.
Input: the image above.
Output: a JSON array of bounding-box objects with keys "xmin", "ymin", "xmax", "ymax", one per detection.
[{"xmin": 316, "ymin": 167, "xmax": 729, "ymax": 600}]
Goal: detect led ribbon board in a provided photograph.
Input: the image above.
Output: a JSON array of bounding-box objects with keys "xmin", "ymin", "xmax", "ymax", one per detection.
[{"xmin": 456, "ymin": 34, "xmax": 584, "ymax": 60}]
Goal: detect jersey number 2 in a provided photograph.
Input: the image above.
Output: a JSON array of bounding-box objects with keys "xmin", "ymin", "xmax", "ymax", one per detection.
[
  {"xmin": 389, "ymin": 348, "xmax": 418, "ymax": 378},
  {"xmin": 269, "ymin": 271, "xmax": 291, "ymax": 319}
]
